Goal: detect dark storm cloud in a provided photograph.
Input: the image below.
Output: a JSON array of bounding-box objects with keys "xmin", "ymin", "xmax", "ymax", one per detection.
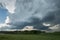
[
  {"xmin": 43, "ymin": 10, "xmax": 60, "ymax": 24},
  {"xmin": 42, "ymin": 0, "xmax": 60, "ymax": 24},
  {"xmin": 10, "ymin": 17, "xmax": 48, "ymax": 30},
  {"xmin": 9, "ymin": 0, "xmax": 60, "ymax": 31}
]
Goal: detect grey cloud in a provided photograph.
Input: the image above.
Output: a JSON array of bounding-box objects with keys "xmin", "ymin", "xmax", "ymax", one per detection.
[{"xmin": 8, "ymin": 0, "xmax": 60, "ymax": 32}]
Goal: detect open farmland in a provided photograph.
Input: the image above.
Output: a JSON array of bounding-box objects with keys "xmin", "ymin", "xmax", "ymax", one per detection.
[{"xmin": 0, "ymin": 32, "xmax": 60, "ymax": 40}]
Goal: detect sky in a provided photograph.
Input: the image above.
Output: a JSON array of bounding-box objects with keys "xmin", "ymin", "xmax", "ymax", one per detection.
[
  {"xmin": 0, "ymin": 0, "xmax": 60, "ymax": 32},
  {"xmin": 0, "ymin": 5, "xmax": 8, "ymax": 23},
  {"xmin": 0, "ymin": 0, "xmax": 16, "ymax": 29},
  {"xmin": 0, "ymin": 0, "xmax": 16, "ymax": 24}
]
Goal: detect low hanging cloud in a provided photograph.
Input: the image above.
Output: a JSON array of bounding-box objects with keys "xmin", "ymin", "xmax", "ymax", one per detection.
[
  {"xmin": 9, "ymin": 0, "xmax": 59, "ymax": 30},
  {"xmin": 0, "ymin": 0, "xmax": 60, "ymax": 32},
  {"xmin": 49, "ymin": 24, "xmax": 60, "ymax": 32}
]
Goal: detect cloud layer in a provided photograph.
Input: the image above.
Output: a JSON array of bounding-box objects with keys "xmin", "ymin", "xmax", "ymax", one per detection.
[
  {"xmin": 9, "ymin": 0, "xmax": 59, "ymax": 30},
  {"xmin": 0, "ymin": 0, "xmax": 60, "ymax": 32}
]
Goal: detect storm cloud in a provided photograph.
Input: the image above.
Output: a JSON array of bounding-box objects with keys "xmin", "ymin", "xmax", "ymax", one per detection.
[
  {"xmin": 8, "ymin": 0, "xmax": 60, "ymax": 31},
  {"xmin": 0, "ymin": 0, "xmax": 60, "ymax": 32}
]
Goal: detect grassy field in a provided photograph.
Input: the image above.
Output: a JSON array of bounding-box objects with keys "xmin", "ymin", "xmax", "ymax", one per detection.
[{"xmin": 0, "ymin": 33, "xmax": 60, "ymax": 40}]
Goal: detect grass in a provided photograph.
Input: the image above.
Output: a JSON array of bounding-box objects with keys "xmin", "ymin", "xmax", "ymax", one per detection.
[{"xmin": 0, "ymin": 33, "xmax": 60, "ymax": 40}]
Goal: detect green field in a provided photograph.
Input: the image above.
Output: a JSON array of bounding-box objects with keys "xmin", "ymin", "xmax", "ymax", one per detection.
[{"xmin": 0, "ymin": 33, "xmax": 60, "ymax": 40}]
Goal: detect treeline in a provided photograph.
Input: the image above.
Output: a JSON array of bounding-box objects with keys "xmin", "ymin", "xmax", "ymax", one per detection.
[{"xmin": 0, "ymin": 30, "xmax": 45, "ymax": 34}]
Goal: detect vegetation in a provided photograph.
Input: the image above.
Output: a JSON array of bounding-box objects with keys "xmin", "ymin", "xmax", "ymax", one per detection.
[
  {"xmin": 0, "ymin": 31, "xmax": 60, "ymax": 40},
  {"xmin": 0, "ymin": 30, "xmax": 42, "ymax": 34}
]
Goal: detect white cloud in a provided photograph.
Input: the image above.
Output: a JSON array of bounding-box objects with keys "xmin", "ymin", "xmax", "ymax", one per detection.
[
  {"xmin": 5, "ymin": 16, "xmax": 10, "ymax": 24},
  {"xmin": 0, "ymin": 16, "xmax": 11, "ymax": 29},
  {"xmin": 0, "ymin": 0, "xmax": 16, "ymax": 13},
  {"xmin": 22, "ymin": 26, "xmax": 38, "ymax": 31},
  {"xmin": 49, "ymin": 24, "xmax": 60, "ymax": 32},
  {"xmin": 43, "ymin": 23, "xmax": 51, "ymax": 26},
  {"xmin": 49, "ymin": 25, "xmax": 59, "ymax": 29},
  {"xmin": 0, "ymin": 23, "xmax": 10, "ymax": 28}
]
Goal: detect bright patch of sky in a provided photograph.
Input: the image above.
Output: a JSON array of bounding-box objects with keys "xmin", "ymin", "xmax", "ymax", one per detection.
[{"xmin": 0, "ymin": 7, "xmax": 8, "ymax": 23}]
